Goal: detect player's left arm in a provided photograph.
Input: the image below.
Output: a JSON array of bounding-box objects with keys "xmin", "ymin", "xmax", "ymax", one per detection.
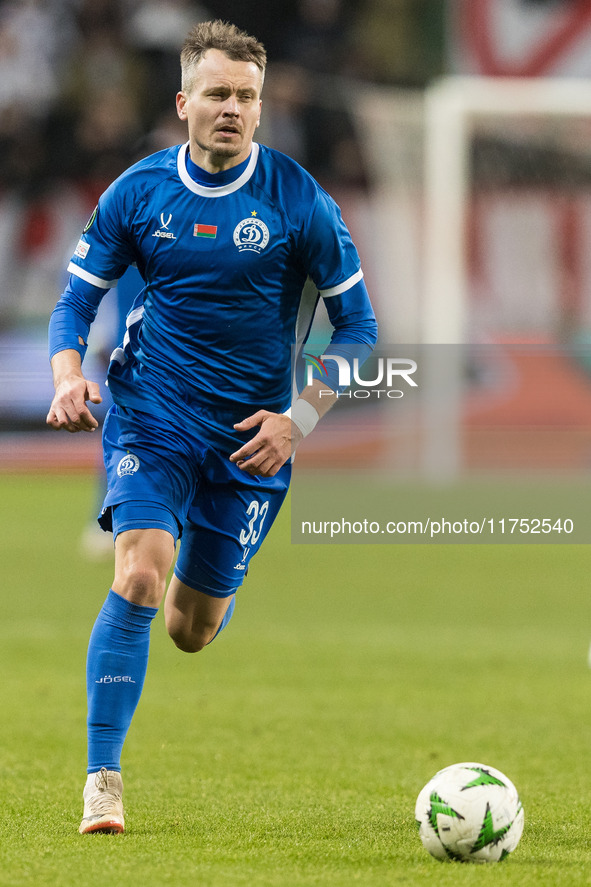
[
  {"xmin": 230, "ymin": 378, "xmax": 333, "ymax": 477},
  {"xmin": 230, "ymin": 279, "xmax": 377, "ymax": 477}
]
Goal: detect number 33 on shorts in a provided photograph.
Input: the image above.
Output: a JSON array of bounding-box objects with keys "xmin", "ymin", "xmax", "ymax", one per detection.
[{"xmin": 239, "ymin": 499, "xmax": 269, "ymax": 548}]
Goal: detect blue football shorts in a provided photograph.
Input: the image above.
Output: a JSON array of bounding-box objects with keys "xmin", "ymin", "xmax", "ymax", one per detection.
[{"xmin": 98, "ymin": 404, "xmax": 291, "ymax": 598}]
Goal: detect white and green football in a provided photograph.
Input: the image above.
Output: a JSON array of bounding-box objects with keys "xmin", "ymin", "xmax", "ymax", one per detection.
[{"xmin": 415, "ymin": 762, "xmax": 524, "ymax": 863}]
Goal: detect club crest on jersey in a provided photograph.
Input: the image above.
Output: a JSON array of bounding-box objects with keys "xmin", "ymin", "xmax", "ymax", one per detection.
[
  {"xmin": 233, "ymin": 217, "xmax": 270, "ymax": 253},
  {"xmin": 117, "ymin": 453, "xmax": 140, "ymax": 477},
  {"xmin": 152, "ymin": 212, "xmax": 176, "ymax": 239}
]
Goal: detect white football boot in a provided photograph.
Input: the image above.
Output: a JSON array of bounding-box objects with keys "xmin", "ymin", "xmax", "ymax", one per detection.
[{"xmin": 79, "ymin": 767, "xmax": 125, "ymax": 834}]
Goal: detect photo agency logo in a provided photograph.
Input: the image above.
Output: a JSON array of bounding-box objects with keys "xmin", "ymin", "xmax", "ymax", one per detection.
[{"xmin": 303, "ymin": 352, "xmax": 418, "ymax": 399}]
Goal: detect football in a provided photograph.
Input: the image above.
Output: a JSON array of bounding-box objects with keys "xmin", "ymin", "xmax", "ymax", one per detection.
[{"xmin": 415, "ymin": 762, "xmax": 524, "ymax": 863}]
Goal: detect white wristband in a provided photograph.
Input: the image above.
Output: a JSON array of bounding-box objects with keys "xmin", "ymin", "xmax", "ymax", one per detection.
[{"xmin": 284, "ymin": 399, "xmax": 320, "ymax": 438}]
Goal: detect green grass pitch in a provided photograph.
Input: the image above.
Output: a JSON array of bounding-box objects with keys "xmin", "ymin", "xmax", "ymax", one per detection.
[{"xmin": 1, "ymin": 472, "xmax": 590, "ymax": 886}]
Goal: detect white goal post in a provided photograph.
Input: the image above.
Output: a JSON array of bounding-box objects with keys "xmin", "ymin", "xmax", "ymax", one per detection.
[
  {"xmin": 420, "ymin": 77, "xmax": 591, "ymax": 477},
  {"xmin": 423, "ymin": 75, "xmax": 591, "ymax": 344},
  {"xmin": 350, "ymin": 75, "xmax": 591, "ymax": 478}
]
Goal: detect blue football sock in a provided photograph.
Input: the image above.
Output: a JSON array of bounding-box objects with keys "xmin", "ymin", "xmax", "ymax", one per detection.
[
  {"xmin": 86, "ymin": 589, "xmax": 157, "ymax": 773},
  {"xmin": 207, "ymin": 595, "xmax": 236, "ymax": 645}
]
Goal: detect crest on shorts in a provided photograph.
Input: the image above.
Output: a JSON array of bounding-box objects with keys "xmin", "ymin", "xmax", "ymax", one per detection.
[{"xmin": 117, "ymin": 453, "xmax": 140, "ymax": 477}]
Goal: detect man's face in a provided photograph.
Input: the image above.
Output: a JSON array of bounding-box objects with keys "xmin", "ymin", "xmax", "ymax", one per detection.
[{"xmin": 177, "ymin": 48, "xmax": 263, "ymax": 173}]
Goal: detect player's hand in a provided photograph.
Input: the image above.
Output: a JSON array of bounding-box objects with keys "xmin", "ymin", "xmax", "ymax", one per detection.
[
  {"xmin": 230, "ymin": 410, "xmax": 303, "ymax": 477},
  {"xmin": 46, "ymin": 375, "xmax": 103, "ymax": 433}
]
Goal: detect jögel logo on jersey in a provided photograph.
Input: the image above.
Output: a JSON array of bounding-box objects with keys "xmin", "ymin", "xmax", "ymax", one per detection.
[{"xmin": 152, "ymin": 212, "xmax": 177, "ymax": 240}]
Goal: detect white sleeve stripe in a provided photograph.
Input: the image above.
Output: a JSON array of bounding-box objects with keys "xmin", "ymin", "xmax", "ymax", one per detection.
[
  {"xmin": 126, "ymin": 305, "xmax": 144, "ymax": 328},
  {"xmin": 319, "ymin": 269, "xmax": 364, "ymax": 298},
  {"xmin": 110, "ymin": 346, "xmax": 125, "ymax": 365},
  {"xmin": 67, "ymin": 262, "xmax": 119, "ymax": 290}
]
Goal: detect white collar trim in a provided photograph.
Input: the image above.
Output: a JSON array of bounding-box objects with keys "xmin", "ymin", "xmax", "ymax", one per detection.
[{"xmin": 177, "ymin": 141, "xmax": 259, "ymax": 197}]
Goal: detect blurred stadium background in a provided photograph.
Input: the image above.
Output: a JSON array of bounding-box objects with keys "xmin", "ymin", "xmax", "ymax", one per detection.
[{"xmin": 3, "ymin": 0, "xmax": 591, "ymax": 479}]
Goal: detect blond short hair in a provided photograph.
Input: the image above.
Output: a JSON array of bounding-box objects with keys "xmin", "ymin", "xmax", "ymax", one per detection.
[{"xmin": 180, "ymin": 20, "xmax": 267, "ymax": 93}]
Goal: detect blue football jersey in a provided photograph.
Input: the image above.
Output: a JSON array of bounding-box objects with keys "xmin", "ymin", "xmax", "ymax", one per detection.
[{"xmin": 50, "ymin": 141, "xmax": 376, "ymax": 427}]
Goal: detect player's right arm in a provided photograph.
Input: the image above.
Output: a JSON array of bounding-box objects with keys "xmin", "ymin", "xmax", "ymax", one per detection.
[
  {"xmin": 47, "ymin": 175, "xmax": 137, "ymax": 432},
  {"xmin": 47, "ymin": 270, "xmax": 113, "ymax": 433},
  {"xmin": 47, "ymin": 348, "xmax": 103, "ymax": 433}
]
